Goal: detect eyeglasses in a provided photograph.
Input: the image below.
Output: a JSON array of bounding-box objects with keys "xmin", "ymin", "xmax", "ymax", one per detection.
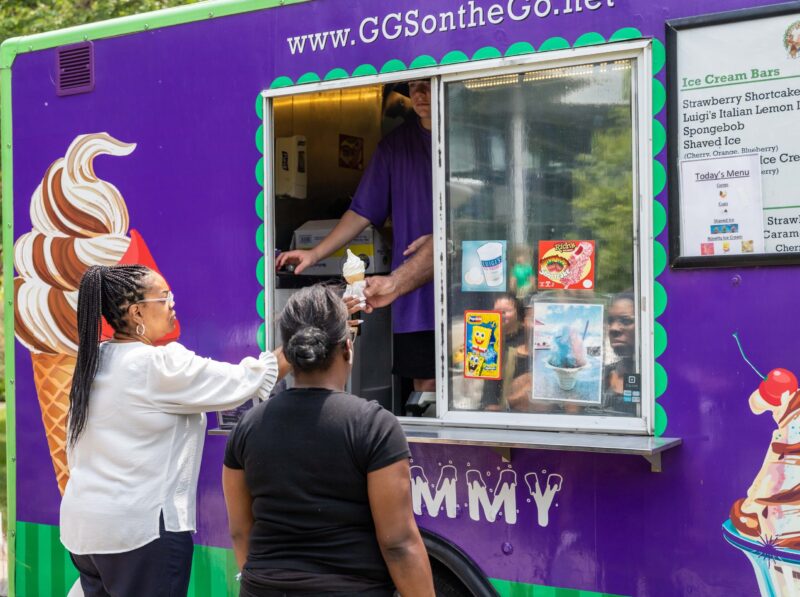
[{"xmin": 138, "ymin": 291, "xmax": 175, "ymax": 306}]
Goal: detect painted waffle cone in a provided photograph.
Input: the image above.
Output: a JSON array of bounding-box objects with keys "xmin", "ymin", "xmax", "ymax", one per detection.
[{"xmin": 31, "ymin": 352, "xmax": 75, "ymax": 496}]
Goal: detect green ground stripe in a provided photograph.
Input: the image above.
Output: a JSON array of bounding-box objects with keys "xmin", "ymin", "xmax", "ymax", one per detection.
[
  {"xmin": 490, "ymin": 578, "xmax": 628, "ymax": 596},
  {"xmin": 15, "ymin": 522, "xmax": 27, "ymax": 597},
  {"xmin": 16, "ymin": 522, "xmax": 242, "ymax": 596}
]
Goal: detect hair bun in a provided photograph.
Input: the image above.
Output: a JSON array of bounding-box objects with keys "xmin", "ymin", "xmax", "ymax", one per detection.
[{"xmin": 285, "ymin": 326, "xmax": 330, "ymax": 368}]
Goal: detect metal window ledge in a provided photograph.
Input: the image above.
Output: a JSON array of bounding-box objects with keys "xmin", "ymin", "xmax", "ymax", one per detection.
[{"xmin": 401, "ymin": 424, "xmax": 681, "ymax": 472}]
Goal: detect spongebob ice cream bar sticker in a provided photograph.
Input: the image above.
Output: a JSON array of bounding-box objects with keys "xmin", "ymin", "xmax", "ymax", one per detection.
[{"xmin": 464, "ymin": 310, "xmax": 502, "ymax": 380}]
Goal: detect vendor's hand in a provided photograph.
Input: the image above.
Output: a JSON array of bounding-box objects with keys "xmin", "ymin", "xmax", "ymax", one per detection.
[
  {"xmin": 403, "ymin": 234, "xmax": 432, "ymax": 257},
  {"xmin": 275, "ymin": 249, "xmax": 318, "ymax": 275},
  {"xmin": 363, "ymin": 275, "xmax": 400, "ymax": 312}
]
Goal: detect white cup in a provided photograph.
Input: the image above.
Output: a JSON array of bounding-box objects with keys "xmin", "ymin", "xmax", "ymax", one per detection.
[{"xmin": 476, "ymin": 242, "xmax": 504, "ymax": 287}]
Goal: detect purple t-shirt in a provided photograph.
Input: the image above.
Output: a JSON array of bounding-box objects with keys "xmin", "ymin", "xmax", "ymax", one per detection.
[{"xmin": 350, "ymin": 118, "xmax": 434, "ymax": 334}]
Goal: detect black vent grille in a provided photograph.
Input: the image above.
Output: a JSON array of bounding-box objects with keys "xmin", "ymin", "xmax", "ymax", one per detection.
[{"xmin": 56, "ymin": 42, "xmax": 94, "ymax": 96}]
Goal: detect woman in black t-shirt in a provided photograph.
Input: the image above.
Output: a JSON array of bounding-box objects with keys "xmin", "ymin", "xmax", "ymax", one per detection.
[{"xmin": 223, "ymin": 285, "xmax": 434, "ymax": 597}]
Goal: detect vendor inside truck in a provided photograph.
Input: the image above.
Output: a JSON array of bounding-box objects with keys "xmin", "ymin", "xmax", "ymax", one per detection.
[{"xmin": 277, "ymin": 79, "xmax": 436, "ymax": 396}]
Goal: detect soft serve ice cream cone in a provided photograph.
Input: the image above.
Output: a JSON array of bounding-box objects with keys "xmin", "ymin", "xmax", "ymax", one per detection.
[
  {"xmin": 342, "ymin": 249, "xmax": 367, "ymax": 306},
  {"xmin": 14, "ymin": 133, "xmax": 179, "ymax": 495}
]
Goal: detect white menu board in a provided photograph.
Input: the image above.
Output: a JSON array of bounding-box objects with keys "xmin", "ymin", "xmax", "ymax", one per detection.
[{"xmin": 673, "ymin": 10, "xmax": 800, "ymax": 257}]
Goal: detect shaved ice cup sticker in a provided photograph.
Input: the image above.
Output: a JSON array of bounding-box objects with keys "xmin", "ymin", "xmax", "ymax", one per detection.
[
  {"xmin": 532, "ymin": 302, "xmax": 603, "ymax": 403},
  {"xmin": 538, "ymin": 240, "xmax": 595, "ymax": 290},
  {"xmin": 464, "ymin": 311, "xmax": 502, "ymax": 380},
  {"xmin": 462, "ymin": 240, "xmax": 507, "ymax": 292}
]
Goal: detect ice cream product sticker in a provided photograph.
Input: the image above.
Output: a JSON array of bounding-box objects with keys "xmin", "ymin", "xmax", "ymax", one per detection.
[
  {"xmin": 532, "ymin": 302, "xmax": 603, "ymax": 403},
  {"xmin": 537, "ymin": 241, "xmax": 596, "ymax": 290},
  {"xmin": 464, "ymin": 311, "xmax": 502, "ymax": 380},
  {"xmin": 462, "ymin": 241, "xmax": 507, "ymax": 292}
]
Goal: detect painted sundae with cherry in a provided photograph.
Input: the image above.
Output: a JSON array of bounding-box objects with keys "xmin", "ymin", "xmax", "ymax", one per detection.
[{"xmin": 724, "ymin": 333, "xmax": 800, "ymax": 596}]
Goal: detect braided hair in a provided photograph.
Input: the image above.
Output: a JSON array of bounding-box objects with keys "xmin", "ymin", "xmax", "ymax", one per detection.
[{"xmin": 68, "ymin": 264, "xmax": 151, "ymax": 446}]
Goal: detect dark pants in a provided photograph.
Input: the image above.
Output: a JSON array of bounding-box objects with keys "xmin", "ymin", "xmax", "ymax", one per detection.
[{"xmin": 70, "ymin": 515, "xmax": 193, "ymax": 597}]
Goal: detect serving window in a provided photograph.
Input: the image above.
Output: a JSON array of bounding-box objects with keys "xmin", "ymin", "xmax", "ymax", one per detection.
[
  {"xmin": 258, "ymin": 39, "xmax": 655, "ymax": 437},
  {"xmin": 433, "ymin": 43, "xmax": 654, "ymax": 434}
]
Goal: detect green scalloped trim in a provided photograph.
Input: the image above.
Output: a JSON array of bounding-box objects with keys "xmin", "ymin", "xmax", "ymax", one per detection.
[
  {"xmin": 574, "ymin": 32, "xmax": 605, "ymax": 47},
  {"xmin": 256, "ymin": 255, "xmax": 265, "ymax": 287},
  {"xmin": 538, "ymin": 37, "xmax": 570, "ymax": 52},
  {"xmin": 472, "ymin": 46, "xmax": 502, "ymax": 61},
  {"xmin": 654, "ymin": 402, "xmax": 668, "ymax": 436},
  {"xmin": 653, "ymin": 282, "xmax": 667, "ymax": 318},
  {"xmin": 255, "ymin": 93, "xmax": 264, "ymax": 119},
  {"xmin": 380, "ymin": 59, "xmax": 407, "ymax": 73},
  {"xmin": 257, "ymin": 323, "xmax": 266, "ymax": 351},
  {"xmin": 653, "ymin": 160, "xmax": 667, "ymax": 196},
  {"xmin": 440, "ymin": 50, "xmax": 469, "ymax": 65},
  {"xmin": 324, "ymin": 68, "xmax": 349, "ymax": 81},
  {"xmin": 654, "ymin": 322, "xmax": 667, "ymax": 358},
  {"xmin": 610, "ymin": 27, "xmax": 643, "ymax": 42},
  {"xmin": 296, "ymin": 71, "xmax": 321, "ymax": 84},
  {"xmin": 255, "ymin": 157, "xmax": 264, "ymax": 186},
  {"xmin": 504, "ymin": 41, "xmax": 535, "ymax": 56},
  {"xmin": 352, "ymin": 63, "xmax": 378, "ymax": 77},
  {"xmin": 653, "ymin": 119, "xmax": 666, "ymax": 156},
  {"xmin": 652, "ymin": 39, "xmax": 666, "ymax": 75},
  {"xmin": 270, "ymin": 76, "xmax": 294, "ymax": 89},
  {"xmin": 255, "ymin": 190, "xmax": 264, "ymax": 219},
  {"xmin": 255, "ymin": 124, "xmax": 263, "ymax": 153},
  {"xmin": 652, "ymin": 79, "xmax": 666, "ymax": 114},
  {"xmin": 259, "ymin": 30, "xmax": 672, "ymax": 437},
  {"xmin": 653, "ymin": 201, "xmax": 667, "ymax": 237},
  {"xmin": 654, "ymin": 362, "xmax": 668, "ymax": 399},
  {"xmin": 410, "ymin": 55, "xmax": 438, "ymax": 69},
  {"xmin": 256, "ymin": 223, "xmax": 264, "ymax": 253},
  {"xmin": 653, "ymin": 241, "xmax": 667, "ymax": 278},
  {"xmin": 257, "ymin": 289, "xmax": 265, "ymax": 320}
]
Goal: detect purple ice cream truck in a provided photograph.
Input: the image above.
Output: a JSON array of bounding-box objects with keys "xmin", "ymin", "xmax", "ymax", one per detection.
[{"xmin": 4, "ymin": 0, "xmax": 800, "ymax": 595}]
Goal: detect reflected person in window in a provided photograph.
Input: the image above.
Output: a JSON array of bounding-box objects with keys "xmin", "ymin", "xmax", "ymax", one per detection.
[{"xmin": 602, "ymin": 292, "xmax": 638, "ymax": 415}]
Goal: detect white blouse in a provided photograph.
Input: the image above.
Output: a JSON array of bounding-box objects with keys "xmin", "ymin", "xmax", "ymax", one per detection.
[{"xmin": 60, "ymin": 341, "xmax": 278, "ymax": 555}]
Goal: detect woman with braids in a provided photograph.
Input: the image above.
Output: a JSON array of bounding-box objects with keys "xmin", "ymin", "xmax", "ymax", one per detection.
[
  {"xmin": 223, "ymin": 284, "xmax": 434, "ymax": 597},
  {"xmin": 60, "ymin": 264, "xmax": 288, "ymax": 597}
]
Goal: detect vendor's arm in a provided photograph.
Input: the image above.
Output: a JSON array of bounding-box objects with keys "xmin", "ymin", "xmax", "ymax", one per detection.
[
  {"xmin": 362, "ymin": 235, "xmax": 433, "ymax": 312},
  {"xmin": 222, "ymin": 465, "xmax": 253, "ymax": 570},
  {"xmin": 275, "ymin": 210, "xmax": 370, "ymax": 274}
]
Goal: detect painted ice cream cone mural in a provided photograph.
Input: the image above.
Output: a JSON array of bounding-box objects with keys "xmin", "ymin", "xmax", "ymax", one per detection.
[
  {"xmin": 13, "ymin": 133, "xmax": 180, "ymax": 495},
  {"xmin": 723, "ymin": 333, "xmax": 800, "ymax": 596}
]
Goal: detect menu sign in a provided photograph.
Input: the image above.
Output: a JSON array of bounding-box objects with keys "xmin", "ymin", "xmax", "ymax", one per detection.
[
  {"xmin": 669, "ymin": 7, "xmax": 800, "ymax": 265},
  {"xmin": 679, "ymin": 154, "xmax": 764, "ymax": 256}
]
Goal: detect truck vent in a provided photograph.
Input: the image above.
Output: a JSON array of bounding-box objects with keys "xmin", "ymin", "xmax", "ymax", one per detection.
[{"xmin": 56, "ymin": 42, "xmax": 94, "ymax": 96}]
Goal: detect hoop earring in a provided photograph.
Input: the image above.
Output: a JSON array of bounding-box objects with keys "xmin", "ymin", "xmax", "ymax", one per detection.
[{"xmin": 136, "ymin": 323, "xmax": 146, "ymax": 336}]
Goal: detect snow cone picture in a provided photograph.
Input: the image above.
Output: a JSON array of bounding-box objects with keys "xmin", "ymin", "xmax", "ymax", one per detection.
[
  {"xmin": 724, "ymin": 333, "xmax": 800, "ymax": 596},
  {"xmin": 13, "ymin": 133, "xmax": 180, "ymax": 495}
]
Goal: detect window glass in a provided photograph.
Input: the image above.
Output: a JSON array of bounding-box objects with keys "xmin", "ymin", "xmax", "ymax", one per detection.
[{"xmin": 445, "ymin": 59, "xmax": 641, "ymax": 419}]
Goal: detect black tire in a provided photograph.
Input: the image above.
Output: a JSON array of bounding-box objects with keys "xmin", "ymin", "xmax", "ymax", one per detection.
[{"xmin": 431, "ymin": 559, "xmax": 473, "ymax": 597}]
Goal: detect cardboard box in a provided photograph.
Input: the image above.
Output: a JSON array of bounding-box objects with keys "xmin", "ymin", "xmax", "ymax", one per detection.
[{"xmin": 290, "ymin": 219, "xmax": 391, "ymax": 275}]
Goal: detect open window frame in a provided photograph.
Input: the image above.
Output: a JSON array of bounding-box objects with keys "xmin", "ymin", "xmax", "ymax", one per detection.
[{"xmin": 260, "ymin": 38, "xmax": 655, "ymax": 436}]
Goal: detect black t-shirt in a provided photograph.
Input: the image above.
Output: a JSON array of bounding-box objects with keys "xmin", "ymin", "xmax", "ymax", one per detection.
[{"xmin": 224, "ymin": 388, "xmax": 410, "ymax": 591}]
